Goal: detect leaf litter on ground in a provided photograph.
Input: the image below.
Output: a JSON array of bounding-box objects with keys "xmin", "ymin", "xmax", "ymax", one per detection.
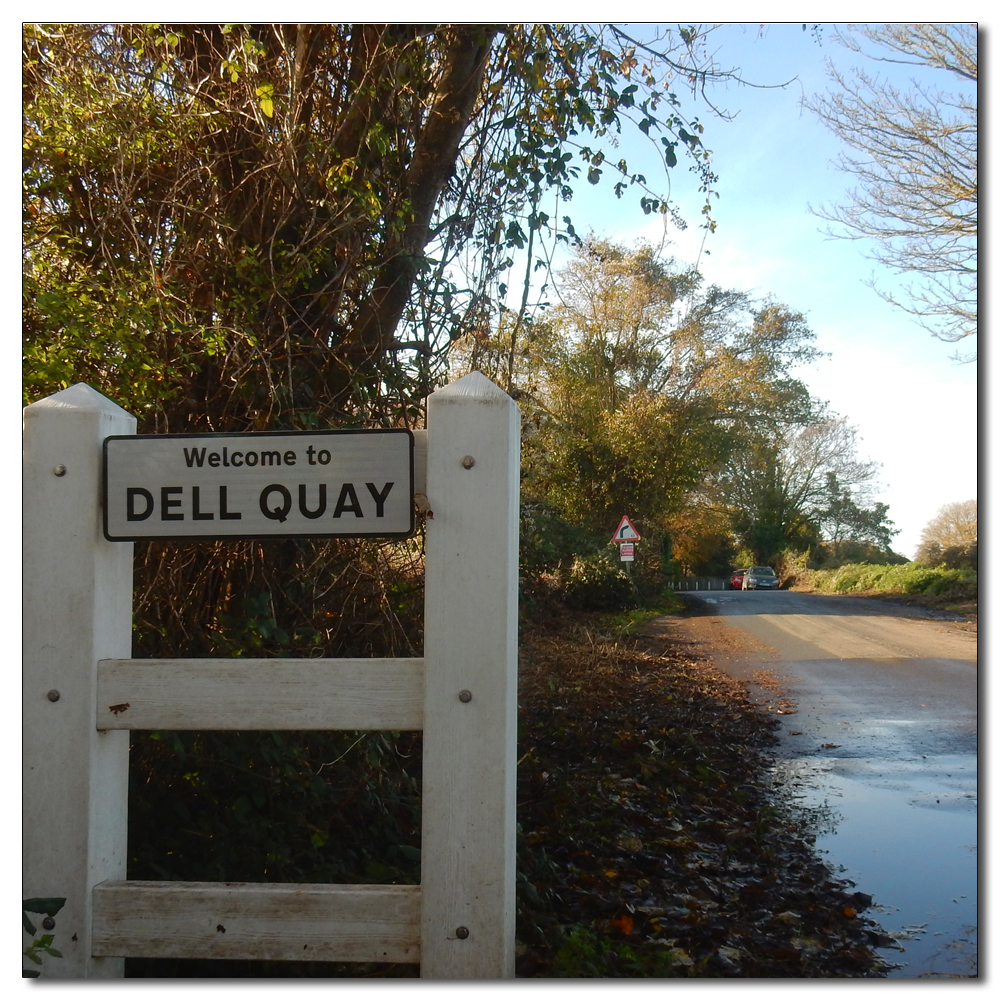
[{"xmin": 514, "ymin": 606, "xmax": 898, "ymax": 977}]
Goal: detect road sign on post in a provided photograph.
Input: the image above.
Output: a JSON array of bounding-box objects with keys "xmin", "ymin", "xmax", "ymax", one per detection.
[
  {"xmin": 619, "ymin": 542, "xmax": 635, "ymax": 561},
  {"xmin": 611, "ymin": 515, "xmax": 641, "ymax": 543}
]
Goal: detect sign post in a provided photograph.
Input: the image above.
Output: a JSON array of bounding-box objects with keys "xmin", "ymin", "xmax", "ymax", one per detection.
[
  {"xmin": 612, "ymin": 516, "xmax": 640, "ymax": 568},
  {"xmin": 23, "ymin": 383, "xmax": 134, "ymax": 977},
  {"xmin": 420, "ymin": 371, "xmax": 519, "ymax": 977}
]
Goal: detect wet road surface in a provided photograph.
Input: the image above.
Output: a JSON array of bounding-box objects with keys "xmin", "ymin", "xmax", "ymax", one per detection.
[{"xmin": 687, "ymin": 590, "xmax": 978, "ymax": 978}]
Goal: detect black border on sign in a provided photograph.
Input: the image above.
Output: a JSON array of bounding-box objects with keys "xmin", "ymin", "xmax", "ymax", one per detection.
[{"xmin": 102, "ymin": 428, "xmax": 415, "ymax": 542}]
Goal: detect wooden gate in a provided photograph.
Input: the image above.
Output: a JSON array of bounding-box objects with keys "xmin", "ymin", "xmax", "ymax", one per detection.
[{"xmin": 23, "ymin": 372, "xmax": 519, "ymax": 978}]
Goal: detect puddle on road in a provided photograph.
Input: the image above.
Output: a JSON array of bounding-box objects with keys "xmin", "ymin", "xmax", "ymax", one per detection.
[{"xmin": 772, "ymin": 754, "xmax": 978, "ymax": 978}]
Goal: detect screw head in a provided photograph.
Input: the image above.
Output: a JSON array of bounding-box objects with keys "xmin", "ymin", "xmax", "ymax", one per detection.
[
  {"xmin": 455, "ymin": 926, "xmax": 470, "ymax": 939},
  {"xmin": 53, "ymin": 465, "xmax": 66, "ymax": 477},
  {"xmin": 459, "ymin": 690, "xmax": 472, "ymax": 703},
  {"xmin": 461, "ymin": 455, "xmax": 475, "ymax": 469},
  {"xmin": 47, "ymin": 690, "xmax": 61, "ymax": 702}
]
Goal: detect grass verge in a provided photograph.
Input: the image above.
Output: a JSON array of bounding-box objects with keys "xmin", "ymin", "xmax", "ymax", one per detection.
[{"xmin": 794, "ymin": 562, "xmax": 977, "ymax": 624}]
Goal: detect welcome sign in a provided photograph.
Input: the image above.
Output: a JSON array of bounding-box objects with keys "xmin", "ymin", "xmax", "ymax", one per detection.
[{"xmin": 103, "ymin": 429, "xmax": 414, "ymax": 541}]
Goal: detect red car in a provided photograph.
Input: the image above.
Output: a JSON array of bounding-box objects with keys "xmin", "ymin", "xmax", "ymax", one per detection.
[{"xmin": 730, "ymin": 569, "xmax": 747, "ymax": 590}]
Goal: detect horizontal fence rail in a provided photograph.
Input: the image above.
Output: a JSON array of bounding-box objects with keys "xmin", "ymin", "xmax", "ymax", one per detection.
[
  {"xmin": 92, "ymin": 881, "xmax": 421, "ymax": 964},
  {"xmin": 96, "ymin": 658, "xmax": 425, "ymax": 731}
]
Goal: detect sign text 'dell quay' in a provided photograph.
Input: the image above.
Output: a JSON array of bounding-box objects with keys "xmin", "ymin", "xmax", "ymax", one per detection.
[{"xmin": 104, "ymin": 430, "xmax": 414, "ymax": 541}]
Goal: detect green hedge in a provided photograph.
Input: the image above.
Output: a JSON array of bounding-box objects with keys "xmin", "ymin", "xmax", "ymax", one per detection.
[{"xmin": 808, "ymin": 561, "xmax": 977, "ymax": 598}]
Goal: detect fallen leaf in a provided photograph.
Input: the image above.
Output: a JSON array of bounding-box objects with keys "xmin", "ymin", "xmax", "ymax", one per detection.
[{"xmin": 791, "ymin": 935, "xmax": 823, "ymax": 956}]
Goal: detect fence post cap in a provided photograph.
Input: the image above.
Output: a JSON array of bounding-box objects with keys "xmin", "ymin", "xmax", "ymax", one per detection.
[
  {"xmin": 24, "ymin": 382, "xmax": 132, "ymax": 420},
  {"xmin": 431, "ymin": 371, "xmax": 515, "ymax": 406}
]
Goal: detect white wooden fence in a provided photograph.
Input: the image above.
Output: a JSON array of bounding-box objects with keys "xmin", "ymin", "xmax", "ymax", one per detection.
[
  {"xmin": 664, "ymin": 577, "xmax": 728, "ymax": 591},
  {"xmin": 23, "ymin": 372, "xmax": 519, "ymax": 978}
]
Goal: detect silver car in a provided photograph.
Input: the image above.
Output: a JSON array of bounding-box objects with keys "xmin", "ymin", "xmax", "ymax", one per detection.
[{"xmin": 742, "ymin": 566, "xmax": 780, "ymax": 590}]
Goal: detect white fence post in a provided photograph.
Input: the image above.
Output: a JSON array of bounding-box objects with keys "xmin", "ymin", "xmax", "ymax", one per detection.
[
  {"xmin": 420, "ymin": 372, "xmax": 519, "ymax": 978},
  {"xmin": 23, "ymin": 384, "xmax": 135, "ymax": 978}
]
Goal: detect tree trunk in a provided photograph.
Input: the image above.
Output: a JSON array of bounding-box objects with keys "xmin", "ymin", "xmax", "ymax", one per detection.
[{"xmin": 347, "ymin": 27, "xmax": 498, "ymax": 368}]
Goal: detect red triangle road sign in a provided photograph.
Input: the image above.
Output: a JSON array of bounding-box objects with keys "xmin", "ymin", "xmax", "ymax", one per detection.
[{"xmin": 612, "ymin": 515, "xmax": 641, "ymax": 542}]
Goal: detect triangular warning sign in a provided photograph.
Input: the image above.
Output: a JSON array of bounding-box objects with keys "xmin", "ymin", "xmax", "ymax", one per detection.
[{"xmin": 612, "ymin": 515, "xmax": 641, "ymax": 542}]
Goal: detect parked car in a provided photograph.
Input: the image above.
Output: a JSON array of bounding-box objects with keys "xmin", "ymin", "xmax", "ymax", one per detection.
[
  {"xmin": 742, "ymin": 566, "xmax": 780, "ymax": 590},
  {"xmin": 730, "ymin": 569, "xmax": 747, "ymax": 590}
]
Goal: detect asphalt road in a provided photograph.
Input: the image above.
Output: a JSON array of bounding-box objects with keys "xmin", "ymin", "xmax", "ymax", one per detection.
[
  {"xmin": 683, "ymin": 589, "xmax": 979, "ymax": 978},
  {"xmin": 692, "ymin": 589, "xmax": 977, "ymax": 758}
]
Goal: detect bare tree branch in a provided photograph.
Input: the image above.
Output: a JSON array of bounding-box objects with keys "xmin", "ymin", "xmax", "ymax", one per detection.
[{"xmin": 805, "ymin": 23, "xmax": 977, "ymax": 354}]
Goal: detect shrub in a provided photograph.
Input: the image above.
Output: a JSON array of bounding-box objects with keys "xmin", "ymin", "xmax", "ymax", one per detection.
[
  {"xmin": 563, "ymin": 549, "xmax": 637, "ymax": 611},
  {"xmin": 520, "ymin": 500, "xmax": 596, "ymax": 593}
]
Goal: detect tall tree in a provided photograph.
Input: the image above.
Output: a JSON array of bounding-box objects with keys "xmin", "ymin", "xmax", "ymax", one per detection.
[
  {"xmin": 815, "ymin": 471, "xmax": 897, "ymax": 553},
  {"xmin": 456, "ymin": 239, "xmax": 820, "ymax": 543},
  {"xmin": 806, "ymin": 23, "xmax": 977, "ymax": 352},
  {"xmin": 915, "ymin": 498, "xmax": 977, "ymax": 567},
  {"xmin": 719, "ymin": 416, "xmax": 884, "ymax": 563},
  {"xmin": 23, "ymin": 23, "xmax": 731, "ymax": 430}
]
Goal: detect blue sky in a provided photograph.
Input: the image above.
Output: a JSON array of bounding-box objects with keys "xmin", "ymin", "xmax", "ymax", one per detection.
[{"xmin": 510, "ymin": 21, "xmax": 978, "ymax": 560}]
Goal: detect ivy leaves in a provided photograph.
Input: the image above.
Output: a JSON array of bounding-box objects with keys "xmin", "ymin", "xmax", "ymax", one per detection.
[{"xmin": 23, "ymin": 897, "xmax": 66, "ymax": 976}]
